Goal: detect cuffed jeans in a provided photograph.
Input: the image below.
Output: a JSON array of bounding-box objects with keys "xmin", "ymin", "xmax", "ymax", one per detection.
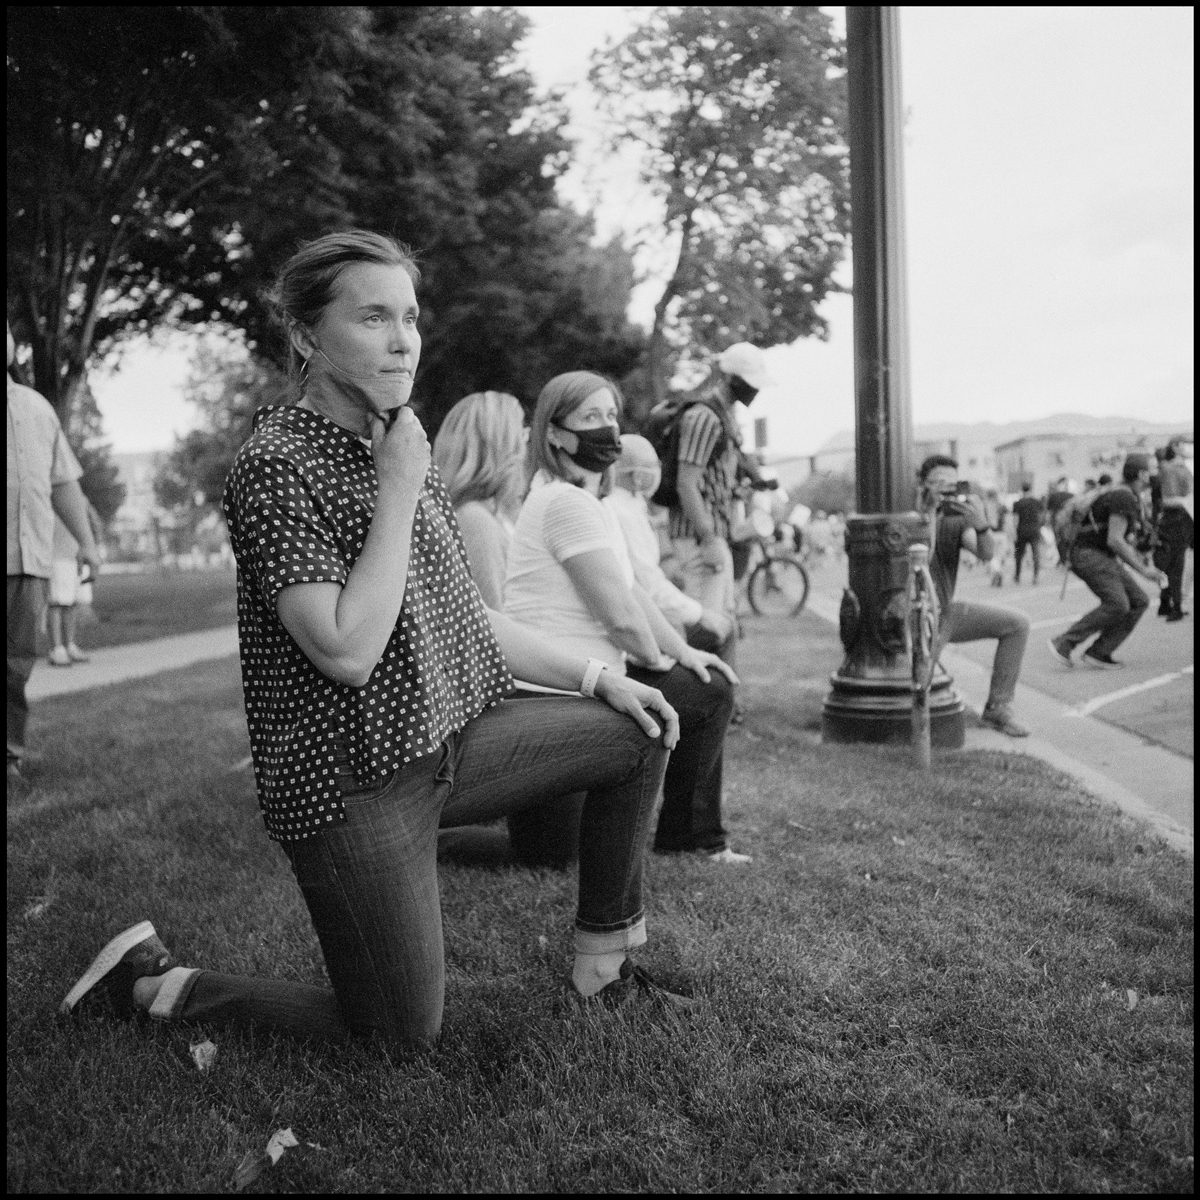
[
  {"xmin": 7, "ymin": 575, "xmax": 48, "ymax": 762},
  {"xmin": 937, "ymin": 599, "xmax": 1030, "ymax": 711},
  {"xmin": 1062, "ymin": 546, "xmax": 1150, "ymax": 656},
  {"xmin": 147, "ymin": 696, "xmax": 668, "ymax": 1052}
]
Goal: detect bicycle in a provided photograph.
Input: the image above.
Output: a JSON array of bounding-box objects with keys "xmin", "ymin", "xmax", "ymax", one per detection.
[{"xmin": 745, "ymin": 528, "xmax": 811, "ymax": 617}]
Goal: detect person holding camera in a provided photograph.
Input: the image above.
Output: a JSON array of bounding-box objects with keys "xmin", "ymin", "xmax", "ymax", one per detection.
[
  {"xmin": 1048, "ymin": 453, "xmax": 1168, "ymax": 668},
  {"xmin": 918, "ymin": 455, "xmax": 1031, "ymax": 737}
]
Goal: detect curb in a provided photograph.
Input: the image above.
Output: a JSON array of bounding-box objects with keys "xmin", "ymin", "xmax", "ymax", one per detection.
[{"xmin": 803, "ymin": 591, "xmax": 1193, "ymax": 856}]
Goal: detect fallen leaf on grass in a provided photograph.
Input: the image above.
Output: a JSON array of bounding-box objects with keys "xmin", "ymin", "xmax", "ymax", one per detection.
[
  {"xmin": 1126, "ymin": 988, "xmax": 1138, "ymax": 1012},
  {"xmin": 189, "ymin": 1039, "xmax": 218, "ymax": 1072},
  {"xmin": 22, "ymin": 868, "xmax": 58, "ymax": 921},
  {"xmin": 786, "ymin": 820, "xmax": 809, "ymax": 832},
  {"xmin": 891, "ymin": 836, "xmax": 907, "ymax": 847},
  {"xmin": 233, "ymin": 1127, "xmax": 300, "ymax": 1191}
]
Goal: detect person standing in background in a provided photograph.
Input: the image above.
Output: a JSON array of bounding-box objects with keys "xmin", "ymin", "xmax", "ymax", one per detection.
[
  {"xmin": 7, "ymin": 322, "xmax": 103, "ymax": 783},
  {"xmin": 47, "ymin": 507, "xmax": 102, "ymax": 667},
  {"xmin": 1154, "ymin": 437, "xmax": 1193, "ymax": 621},
  {"xmin": 1011, "ymin": 481, "xmax": 1045, "ymax": 585}
]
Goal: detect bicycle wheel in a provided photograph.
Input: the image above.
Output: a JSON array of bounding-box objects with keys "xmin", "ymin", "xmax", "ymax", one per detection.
[{"xmin": 747, "ymin": 555, "xmax": 810, "ymax": 617}]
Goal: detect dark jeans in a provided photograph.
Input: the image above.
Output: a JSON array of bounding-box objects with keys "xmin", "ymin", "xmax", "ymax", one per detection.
[
  {"xmin": 1012, "ymin": 532, "xmax": 1041, "ymax": 582},
  {"xmin": 153, "ymin": 696, "xmax": 668, "ymax": 1051},
  {"xmin": 1062, "ymin": 546, "xmax": 1150, "ymax": 656},
  {"xmin": 1154, "ymin": 508, "xmax": 1193, "ymax": 615},
  {"xmin": 7, "ymin": 574, "xmax": 47, "ymax": 762},
  {"xmin": 626, "ymin": 662, "xmax": 734, "ymax": 854},
  {"xmin": 938, "ymin": 600, "xmax": 1029, "ymax": 711},
  {"xmin": 506, "ymin": 666, "xmax": 736, "ymax": 859}
]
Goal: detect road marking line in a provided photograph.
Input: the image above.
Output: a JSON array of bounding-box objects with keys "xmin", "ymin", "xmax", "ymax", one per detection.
[
  {"xmin": 1065, "ymin": 665, "xmax": 1195, "ymax": 718},
  {"xmin": 1030, "ymin": 614, "xmax": 1084, "ymax": 630}
]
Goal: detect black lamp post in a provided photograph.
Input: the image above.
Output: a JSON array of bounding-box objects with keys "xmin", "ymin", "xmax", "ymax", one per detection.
[{"xmin": 822, "ymin": 6, "xmax": 965, "ymax": 747}]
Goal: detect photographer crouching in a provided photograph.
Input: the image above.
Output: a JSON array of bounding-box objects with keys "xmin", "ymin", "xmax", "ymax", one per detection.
[{"xmin": 918, "ymin": 455, "xmax": 1031, "ymax": 737}]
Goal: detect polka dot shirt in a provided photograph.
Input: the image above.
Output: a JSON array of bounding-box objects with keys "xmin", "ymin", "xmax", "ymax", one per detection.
[{"xmin": 222, "ymin": 405, "xmax": 513, "ymax": 843}]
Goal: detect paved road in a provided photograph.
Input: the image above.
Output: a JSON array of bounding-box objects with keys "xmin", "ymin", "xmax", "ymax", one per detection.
[
  {"xmin": 801, "ymin": 554, "xmax": 1193, "ymax": 853},
  {"xmin": 947, "ymin": 561, "xmax": 1193, "ymax": 758}
]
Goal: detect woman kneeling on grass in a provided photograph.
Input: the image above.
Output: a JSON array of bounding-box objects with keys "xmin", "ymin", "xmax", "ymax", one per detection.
[{"xmin": 60, "ymin": 230, "xmax": 692, "ymax": 1051}]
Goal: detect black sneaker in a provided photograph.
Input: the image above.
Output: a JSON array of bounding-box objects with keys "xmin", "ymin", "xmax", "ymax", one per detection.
[
  {"xmin": 587, "ymin": 958, "xmax": 697, "ymax": 1012},
  {"xmin": 60, "ymin": 921, "xmax": 174, "ymax": 1019},
  {"xmin": 1047, "ymin": 636, "xmax": 1073, "ymax": 668},
  {"xmin": 1082, "ymin": 649, "xmax": 1125, "ymax": 670}
]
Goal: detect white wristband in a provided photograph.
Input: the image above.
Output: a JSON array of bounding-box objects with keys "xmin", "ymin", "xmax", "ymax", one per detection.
[{"xmin": 580, "ymin": 658, "xmax": 607, "ymax": 698}]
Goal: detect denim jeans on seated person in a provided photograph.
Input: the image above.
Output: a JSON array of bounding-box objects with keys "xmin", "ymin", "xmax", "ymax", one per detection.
[
  {"xmin": 937, "ymin": 599, "xmax": 1030, "ymax": 711},
  {"xmin": 147, "ymin": 696, "xmax": 668, "ymax": 1052}
]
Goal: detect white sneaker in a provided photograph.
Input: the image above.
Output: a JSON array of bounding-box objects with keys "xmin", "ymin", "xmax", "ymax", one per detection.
[
  {"xmin": 66, "ymin": 643, "xmax": 90, "ymax": 663},
  {"xmin": 708, "ymin": 846, "xmax": 753, "ymax": 865},
  {"xmin": 48, "ymin": 646, "xmax": 72, "ymax": 667}
]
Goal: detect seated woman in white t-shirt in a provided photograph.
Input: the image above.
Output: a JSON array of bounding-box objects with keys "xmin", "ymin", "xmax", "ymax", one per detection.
[
  {"xmin": 505, "ymin": 371, "xmax": 750, "ymax": 864},
  {"xmin": 431, "ymin": 390, "xmax": 527, "ymax": 609}
]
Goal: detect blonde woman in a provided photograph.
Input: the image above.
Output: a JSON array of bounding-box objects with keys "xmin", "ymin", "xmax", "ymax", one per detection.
[{"xmin": 432, "ymin": 391, "xmax": 527, "ymax": 608}]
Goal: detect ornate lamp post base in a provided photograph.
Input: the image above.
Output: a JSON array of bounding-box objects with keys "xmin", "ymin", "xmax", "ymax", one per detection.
[
  {"xmin": 822, "ymin": 666, "xmax": 964, "ymax": 747},
  {"xmin": 821, "ymin": 513, "xmax": 965, "ymax": 749}
]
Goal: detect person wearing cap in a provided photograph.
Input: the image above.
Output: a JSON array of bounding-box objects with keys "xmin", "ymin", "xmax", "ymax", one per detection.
[
  {"xmin": 1048, "ymin": 453, "xmax": 1167, "ymax": 670},
  {"xmin": 667, "ymin": 342, "xmax": 776, "ymax": 683}
]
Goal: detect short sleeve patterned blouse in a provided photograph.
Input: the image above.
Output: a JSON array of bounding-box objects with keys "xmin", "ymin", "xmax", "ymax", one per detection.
[{"xmin": 222, "ymin": 405, "xmax": 513, "ymax": 842}]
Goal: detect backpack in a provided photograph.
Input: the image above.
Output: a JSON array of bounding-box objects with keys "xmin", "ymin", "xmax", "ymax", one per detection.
[
  {"xmin": 644, "ymin": 396, "xmax": 726, "ymax": 509},
  {"xmin": 1052, "ymin": 484, "xmax": 1116, "ymax": 562}
]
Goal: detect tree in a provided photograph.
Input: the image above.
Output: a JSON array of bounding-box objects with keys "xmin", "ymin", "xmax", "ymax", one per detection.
[
  {"xmin": 791, "ymin": 469, "xmax": 856, "ymax": 516},
  {"xmin": 6, "ymin": 6, "xmax": 384, "ymax": 422},
  {"xmin": 154, "ymin": 341, "xmax": 288, "ymax": 531},
  {"xmin": 588, "ymin": 6, "xmax": 851, "ymax": 417},
  {"xmin": 9, "ymin": 6, "xmax": 648, "ymax": 439},
  {"xmin": 69, "ymin": 385, "xmax": 126, "ymax": 526}
]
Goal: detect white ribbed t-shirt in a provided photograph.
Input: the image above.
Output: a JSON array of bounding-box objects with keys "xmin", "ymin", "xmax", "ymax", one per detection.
[{"xmin": 504, "ymin": 474, "xmax": 634, "ymax": 672}]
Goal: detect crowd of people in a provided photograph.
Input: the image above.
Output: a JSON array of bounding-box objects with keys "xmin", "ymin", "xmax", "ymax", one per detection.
[{"xmin": 9, "ymin": 229, "xmax": 1186, "ymax": 1059}]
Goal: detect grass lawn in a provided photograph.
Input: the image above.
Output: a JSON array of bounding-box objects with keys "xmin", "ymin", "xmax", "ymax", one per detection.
[
  {"xmin": 7, "ymin": 610, "xmax": 1193, "ymax": 1192},
  {"xmin": 70, "ymin": 566, "xmax": 238, "ymax": 651}
]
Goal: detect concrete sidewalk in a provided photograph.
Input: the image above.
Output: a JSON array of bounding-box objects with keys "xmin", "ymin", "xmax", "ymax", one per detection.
[
  {"xmin": 804, "ymin": 589, "xmax": 1193, "ymax": 855},
  {"xmin": 26, "ymin": 611, "xmax": 1193, "ymax": 855},
  {"xmin": 27, "ymin": 626, "xmax": 239, "ymax": 701}
]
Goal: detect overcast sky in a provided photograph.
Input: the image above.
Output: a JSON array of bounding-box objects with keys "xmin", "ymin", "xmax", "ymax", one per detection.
[{"xmin": 95, "ymin": 5, "xmax": 1193, "ymax": 456}]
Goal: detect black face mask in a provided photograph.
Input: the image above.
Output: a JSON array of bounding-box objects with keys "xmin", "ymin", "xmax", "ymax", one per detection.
[{"xmin": 556, "ymin": 424, "xmax": 622, "ymax": 472}]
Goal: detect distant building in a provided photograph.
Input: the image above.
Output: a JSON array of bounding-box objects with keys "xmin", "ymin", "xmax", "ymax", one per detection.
[
  {"xmin": 995, "ymin": 429, "xmax": 1192, "ymax": 494},
  {"xmin": 803, "ymin": 417, "xmax": 1191, "ymax": 508}
]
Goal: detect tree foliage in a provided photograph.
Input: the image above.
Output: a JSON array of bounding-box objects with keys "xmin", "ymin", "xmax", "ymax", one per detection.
[
  {"xmin": 8, "ymin": 5, "xmax": 645, "ymax": 437},
  {"xmin": 791, "ymin": 469, "xmax": 855, "ymax": 516},
  {"xmin": 589, "ymin": 5, "xmax": 851, "ymax": 415},
  {"xmin": 153, "ymin": 342, "xmax": 288, "ymax": 529}
]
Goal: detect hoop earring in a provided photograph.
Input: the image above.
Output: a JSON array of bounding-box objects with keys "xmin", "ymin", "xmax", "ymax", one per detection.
[{"xmin": 298, "ymin": 356, "xmax": 310, "ymax": 392}]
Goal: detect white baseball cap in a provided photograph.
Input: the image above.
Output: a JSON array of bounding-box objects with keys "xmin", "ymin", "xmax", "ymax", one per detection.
[{"xmin": 717, "ymin": 342, "xmax": 772, "ymax": 391}]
